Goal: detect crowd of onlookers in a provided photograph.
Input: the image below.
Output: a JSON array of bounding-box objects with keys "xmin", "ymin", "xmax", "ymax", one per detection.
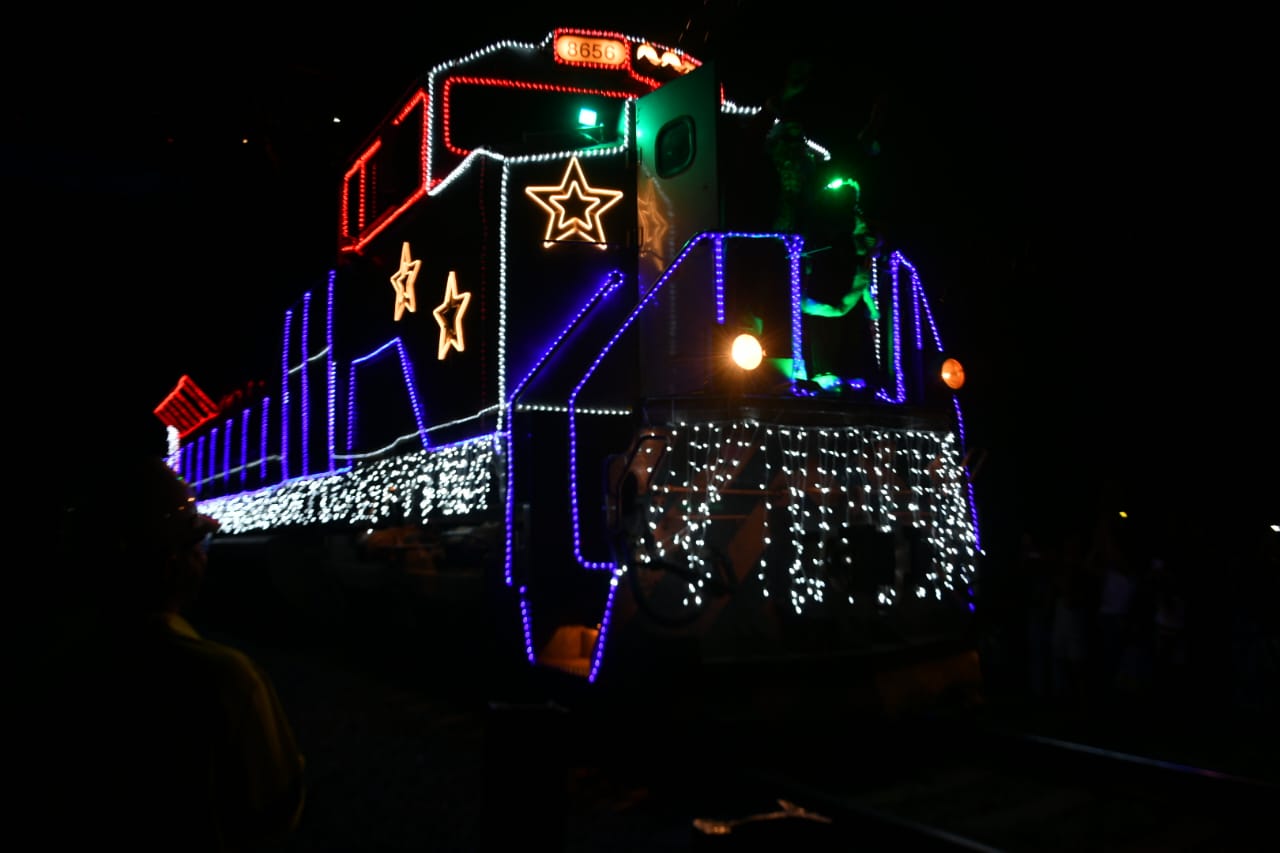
[{"xmin": 979, "ymin": 505, "xmax": 1279, "ymax": 720}]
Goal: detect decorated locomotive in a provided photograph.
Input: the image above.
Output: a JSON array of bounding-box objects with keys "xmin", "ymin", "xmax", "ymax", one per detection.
[{"xmin": 156, "ymin": 26, "xmax": 983, "ymax": 708}]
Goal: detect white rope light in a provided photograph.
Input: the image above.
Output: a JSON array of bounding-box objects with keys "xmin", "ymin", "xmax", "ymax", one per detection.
[
  {"xmin": 202, "ymin": 435, "xmax": 499, "ymax": 534},
  {"xmin": 636, "ymin": 419, "xmax": 976, "ymax": 615}
]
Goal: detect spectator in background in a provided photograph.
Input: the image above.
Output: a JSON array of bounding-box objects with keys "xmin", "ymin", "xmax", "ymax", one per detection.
[
  {"xmin": 1232, "ymin": 521, "xmax": 1280, "ymax": 716},
  {"xmin": 1149, "ymin": 554, "xmax": 1188, "ymax": 700},
  {"xmin": 1051, "ymin": 531, "xmax": 1094, "ymax": 707},
  {"xmin": 1089, "ymin": 512, "xmax": 1140, "ymax": 701},
  {"xmin": 1019, "ymin": 530, "xmax": 1057, "ymax": 702},
  {"xmin": 46, "ymin": 441, "xmax": 306, "ymax": 852}
]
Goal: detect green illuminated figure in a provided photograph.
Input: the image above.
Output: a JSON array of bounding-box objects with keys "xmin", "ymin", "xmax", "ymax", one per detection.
[
  {"xmin": 799, "ymin": 177, "xmax": 883, "ymax": 388},
  {"xmin": 754, "ymin": 56, "xmax": 888, "ymax": 388},
  {"xmin": 764, "ymin": 59, "xmax": 819, "ymax": 234},
  {"xmin": 802, "ymin": 203, "xmax": 880, "ymax": 324}
]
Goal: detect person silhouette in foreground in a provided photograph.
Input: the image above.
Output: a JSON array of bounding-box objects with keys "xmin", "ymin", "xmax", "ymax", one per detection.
[{"xmin": 54, "ymin": 450, "xmax": 305, "ymax": 851}]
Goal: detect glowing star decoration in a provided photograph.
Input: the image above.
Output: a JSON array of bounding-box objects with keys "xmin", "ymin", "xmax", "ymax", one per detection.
[
  {"xmin": 524, "ymin": 155, "xmax": 624, "ymax": 249},
  {"xmin": 390, "ymin": 242, "xmax": 421, "ymax": 321},
  {"xmin": 636, "ymin": 178, "xmax": 671, "ymax": 261},
  {"xmin": 432, "ymin": 270, "xmax": 471, "ymax": 359}
]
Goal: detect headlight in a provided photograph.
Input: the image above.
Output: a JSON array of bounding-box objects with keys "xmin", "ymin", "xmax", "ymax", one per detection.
[
  {"xmin": 730, "ymin": 333, "xmax": 764, "ymax": 370},
  {"xmin": 940, "ymin": 357, "xmax": 965, "ymax": 390}
]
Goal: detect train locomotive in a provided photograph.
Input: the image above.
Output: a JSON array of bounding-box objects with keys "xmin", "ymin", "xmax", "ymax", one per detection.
[{"xmin": 156, "ymin": 25, "xmax": 985, "ymax": 711}]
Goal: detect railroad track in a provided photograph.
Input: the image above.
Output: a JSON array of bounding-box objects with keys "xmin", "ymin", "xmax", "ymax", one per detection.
[
  {"xmin": 562, "ymin": 702, "xmax": 1277, "ymax": 852},
  {"xmin": 207, "ymin": 604, "xmax": 1275, "ymax": 852},
  {"xmin": 743, "ymin": 733, "xmax": 1273, "ymax": 851}
]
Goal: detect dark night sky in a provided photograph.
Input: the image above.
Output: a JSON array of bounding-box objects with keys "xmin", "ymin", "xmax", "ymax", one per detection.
[{"xmin": 13, "ymin": 5, "xmax": 1272, "ymax": 557}]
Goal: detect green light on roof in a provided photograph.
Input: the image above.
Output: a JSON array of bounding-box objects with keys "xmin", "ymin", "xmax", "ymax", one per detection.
[
  {"xmin": 578, "ymin": 108, "xmax": 598, "ymax": 127},
  {"xmin": 824, "ymin": 177, "xmax": 861, "ymax": 192}
]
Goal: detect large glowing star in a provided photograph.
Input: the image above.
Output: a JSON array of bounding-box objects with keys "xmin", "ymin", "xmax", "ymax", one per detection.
[
  {"xmin": 524, "ymin": 155, "xmax": 623, "ymax": 249},
  {"xmin": 390, "ymin": 242, "xmax": 421, "ymax": 321},
  {"xmin": 432, "ymin": 270, "xmax": 471, "ymax": 360}
]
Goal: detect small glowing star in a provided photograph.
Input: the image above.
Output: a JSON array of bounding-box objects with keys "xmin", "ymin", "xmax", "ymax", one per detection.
[
  {"xmin": 390, "ymin": 242, "xmax": 421, "ymax": 321},
  {"xmin": 432, "ymin": 270, "xmax": 471, "ymax": 360},
  {"xmin": 636, "ymin": 178, "xmax": 671, "ymax": 261}
]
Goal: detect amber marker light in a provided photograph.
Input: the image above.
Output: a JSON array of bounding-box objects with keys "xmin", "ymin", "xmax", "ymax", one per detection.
[
  {"xmin": 731, "ymin": 333, "xmax": 764, "ymax": 370},
  {"xmin": 940, "ymin": 357, "xmax": 965, "ymax": 390}
]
